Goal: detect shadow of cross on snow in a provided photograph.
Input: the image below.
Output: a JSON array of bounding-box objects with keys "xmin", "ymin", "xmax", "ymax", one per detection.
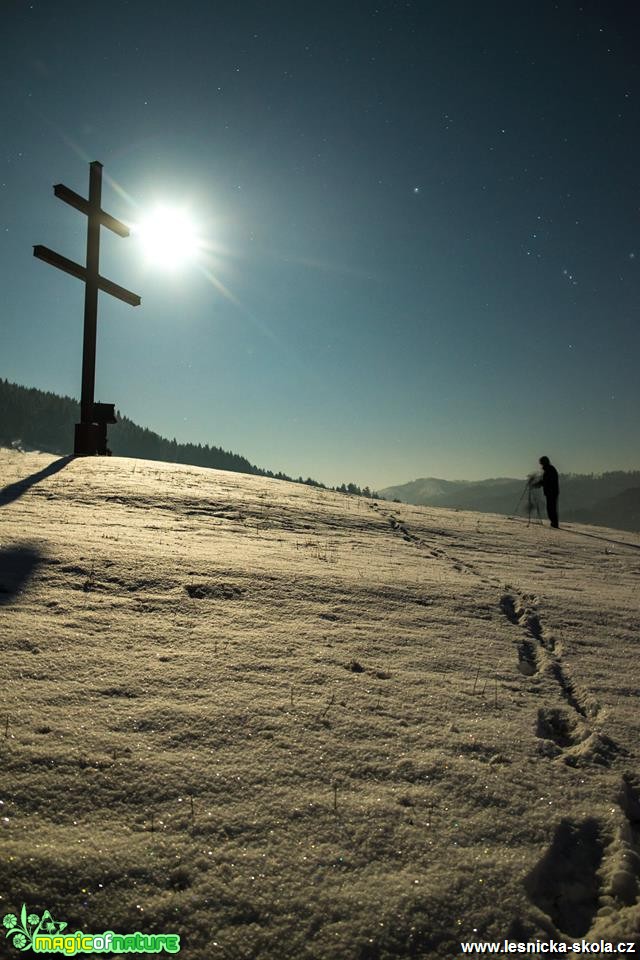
[
  {"xmin": 0, "ymin": 545, "xmax": 42, "ymax": 606},
  {"xmin": 0, "ymin": 455, "xmax": 73, "ymax": 507}
]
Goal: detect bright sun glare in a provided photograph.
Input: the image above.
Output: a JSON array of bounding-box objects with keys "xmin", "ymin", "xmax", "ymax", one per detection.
[{"xmin": 135, "ymin": 206, "xmax": 200, "ymax": 269}]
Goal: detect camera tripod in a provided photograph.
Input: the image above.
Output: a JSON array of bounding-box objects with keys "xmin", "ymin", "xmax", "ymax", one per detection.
[{"xmin": 514, "ymin": 475, "xmax": 543, "ymax": 526}]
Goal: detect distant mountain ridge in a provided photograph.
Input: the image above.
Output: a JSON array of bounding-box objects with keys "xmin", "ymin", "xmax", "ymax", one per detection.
[
  {"xmin": 387, "ymin": 478, "xmax": 469, "ymax": 501},
  {"xmin": 565, "ymin": 485, "xmax": 640, "ymax": 532},
  {"xmin": 381, "ymin": 473, "xmax": 640, "ymax": 534},
  {"xmin": 381, "ymin": 476, "xmax": 530, "ymax": 515}
]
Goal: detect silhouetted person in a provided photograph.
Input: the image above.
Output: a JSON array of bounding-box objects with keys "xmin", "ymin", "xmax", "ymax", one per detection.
[{"xmin": 534, "ymin": 456, "xmax": 559, "ymax": 528}]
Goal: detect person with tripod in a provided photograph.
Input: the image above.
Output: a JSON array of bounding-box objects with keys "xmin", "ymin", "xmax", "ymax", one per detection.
[{"xmin": 533, "ymin": 456, "xmax": 559, "ymax": 528}]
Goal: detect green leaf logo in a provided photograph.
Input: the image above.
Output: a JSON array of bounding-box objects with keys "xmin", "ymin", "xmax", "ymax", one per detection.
[{"xmin": 2, "ymin": 904, "xmax": 66, "ymax": 951}]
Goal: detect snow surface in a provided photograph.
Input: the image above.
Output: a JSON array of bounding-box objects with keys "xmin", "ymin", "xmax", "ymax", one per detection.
[{"xmin": 1, "ymin": 450, "xmax": 639, "ymax": 957}]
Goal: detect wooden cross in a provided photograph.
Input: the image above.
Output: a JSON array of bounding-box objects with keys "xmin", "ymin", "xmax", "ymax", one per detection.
[{"xmin": 34, "ymin": 160, "xmax": 141, "ymax": 456}]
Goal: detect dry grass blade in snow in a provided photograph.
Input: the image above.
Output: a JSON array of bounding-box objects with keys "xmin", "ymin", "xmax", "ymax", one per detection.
[{"xmin": 1, "ymin": 450, "xmax": 639, "ymax": 957}]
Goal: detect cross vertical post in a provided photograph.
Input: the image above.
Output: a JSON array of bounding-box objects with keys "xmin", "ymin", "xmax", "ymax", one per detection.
[
  {"xmin": 80, "ymin": 161, "xmax": 102, "ymax": 439},
  {"xmin": 33, "ymin": 160, "xmax": 141, "ymax": 456}
]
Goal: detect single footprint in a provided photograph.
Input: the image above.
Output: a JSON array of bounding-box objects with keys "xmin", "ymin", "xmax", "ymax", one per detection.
[{"xmin": 525, "ymin": 818, "xmax": 605, "ymax": 937}]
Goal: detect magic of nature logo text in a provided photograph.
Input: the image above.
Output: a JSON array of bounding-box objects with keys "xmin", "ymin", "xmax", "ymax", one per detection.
[{"xmin": 3, "ymin": 904, "xmax": 180, "ymax": 954}]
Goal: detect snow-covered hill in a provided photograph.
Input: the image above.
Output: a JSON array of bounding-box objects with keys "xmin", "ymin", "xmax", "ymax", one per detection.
[{"xmin": 1, "ymin": 450, "xmax": 639, "ymax": 957}]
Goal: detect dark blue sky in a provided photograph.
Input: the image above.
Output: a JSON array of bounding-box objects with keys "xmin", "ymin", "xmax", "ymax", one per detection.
[{"xmin": 2, "ymin": 0, "xmax": 639, "ymax": 487}]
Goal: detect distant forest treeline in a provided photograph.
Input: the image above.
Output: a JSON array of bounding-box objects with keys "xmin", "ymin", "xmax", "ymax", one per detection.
[{"xmin": 0, "ymin": 378, "xmax": 378, "ymax": 498}]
